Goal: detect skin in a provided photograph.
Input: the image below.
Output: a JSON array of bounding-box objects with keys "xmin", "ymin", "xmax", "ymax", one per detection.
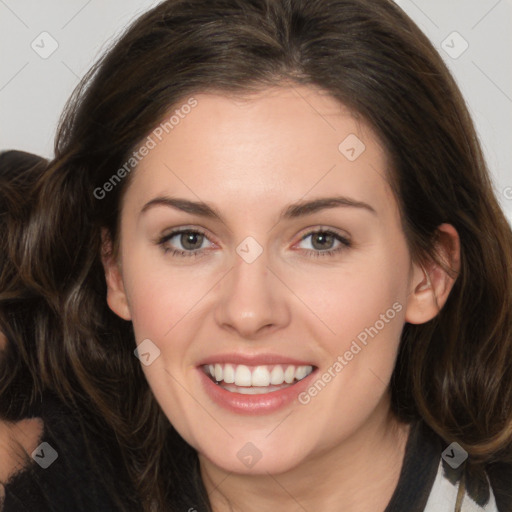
[{"xmin": 103, "ymin": 85, "xmax": 460, "ymax": 511}]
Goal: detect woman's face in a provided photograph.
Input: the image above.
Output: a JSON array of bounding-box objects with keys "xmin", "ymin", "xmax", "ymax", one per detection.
[{"xmin": 104, "ymin": 85, "xmax": 436, "ymax": 474}]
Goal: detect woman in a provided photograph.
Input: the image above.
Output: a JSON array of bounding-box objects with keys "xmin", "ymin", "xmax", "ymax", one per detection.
[
  {"xmin": 0, "ymin": 151, "xmax": 140, "ymax": 510},
  {"xmin": 15, "ymin": 0, "xmax": 512, "ymax": 510}
]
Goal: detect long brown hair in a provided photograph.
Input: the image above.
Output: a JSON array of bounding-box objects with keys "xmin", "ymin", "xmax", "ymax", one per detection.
[
  {"xmin": 0, "ymin": 150, "xmax": 49, "ymax": 421},
  {"xmin": 17, "ymin": 0, "xmax": 512, "ymax": 509},
  {"xmin": 0, "ymin": 150, "xmax": 141, "ymax": 508}
]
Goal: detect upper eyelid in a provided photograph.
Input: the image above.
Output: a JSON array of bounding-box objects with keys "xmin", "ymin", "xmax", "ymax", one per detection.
[
  {"xmin": 159, "ymin": 226, "xmax": 217, "ymax": 245},
  {"xmin": 294, "ymin": 230, "xmax": 351, "ymax": 251}
]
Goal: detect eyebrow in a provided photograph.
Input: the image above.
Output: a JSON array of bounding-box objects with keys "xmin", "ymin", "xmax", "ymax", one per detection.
[{"xmin": 140, "ymin": 195, "xmax": 377, "ymax": 221}]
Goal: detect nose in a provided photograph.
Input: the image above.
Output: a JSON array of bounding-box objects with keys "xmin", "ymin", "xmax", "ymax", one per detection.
[{"xmin": 214, "ymin": 245, "xmax": 291, "ymax": 339}]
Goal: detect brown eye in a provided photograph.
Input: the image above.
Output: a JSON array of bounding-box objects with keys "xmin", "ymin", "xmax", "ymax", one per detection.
[
  {"xmin": 179, "ymin": 231, "xmax": 205, "ymax": 250},
  {"xmin": 157, "ymin": 229, "xmax": 213, "ymax": 257},
  {"xmin": 310, "ymin": 232, "xmax": 336, "ymax": 250},
  {"xmin": 296, "ymin": 229, "xmax": 351, "ymax": 258}
]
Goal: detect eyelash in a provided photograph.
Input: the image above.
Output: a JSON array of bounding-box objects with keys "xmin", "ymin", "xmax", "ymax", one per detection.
[{"xmin": 156, "ymin": 228, "xmax": 351, "ymax": 259}]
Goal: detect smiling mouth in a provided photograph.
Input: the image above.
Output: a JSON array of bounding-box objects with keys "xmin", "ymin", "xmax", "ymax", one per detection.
[{"xmin": 202, "ymin": 363, "xmax": 315, "ymax": 394}]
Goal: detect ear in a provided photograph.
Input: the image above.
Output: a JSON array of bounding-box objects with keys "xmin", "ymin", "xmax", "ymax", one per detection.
[
  {"xmin": 100, "ymin": 228, "xmax": 132, "ymax": 321},
  {"xmin": 405, "ymin": 223, "xmax": 460, "ymax": 324}
]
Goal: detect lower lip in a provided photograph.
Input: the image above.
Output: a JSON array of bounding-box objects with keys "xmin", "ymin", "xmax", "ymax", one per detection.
[{"xmin": 198, "ymin": 367, "xmax": 317, "ymax": 415}]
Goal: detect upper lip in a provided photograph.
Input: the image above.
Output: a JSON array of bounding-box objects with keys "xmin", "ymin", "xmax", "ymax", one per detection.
[{"xmin": 197, "ymin": 353, "xmax": 316, "ymax": 367}]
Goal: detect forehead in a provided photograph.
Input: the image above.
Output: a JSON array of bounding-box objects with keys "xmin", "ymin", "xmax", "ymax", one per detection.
[{"xmin": 124, "ymin": 85, "xmax": 397, "ymax": 224}]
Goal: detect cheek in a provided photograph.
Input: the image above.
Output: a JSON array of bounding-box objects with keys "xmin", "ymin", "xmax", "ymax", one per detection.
[
  {"xmin": 289, "ymin": 245, "xmax": 409, "ymax": 354},
  {"xmin": 287, "ymin": 242, "xmax": 409, "ymax": 421},
  {"xmin": 121, "ymin": 249, "xmax": 216, "ymax": 352},
  {"xmin": 299, "ymin": 275, "xmax": 405, "ymax": 407}
]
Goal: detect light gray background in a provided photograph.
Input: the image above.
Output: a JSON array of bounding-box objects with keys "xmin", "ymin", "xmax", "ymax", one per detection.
[{"xmin": 1, "ymin": 0, "xmax": 511, "ymax": 224}]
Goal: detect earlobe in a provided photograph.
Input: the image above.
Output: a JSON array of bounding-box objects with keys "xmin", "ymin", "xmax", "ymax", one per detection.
[
  {"xmin": 100, "ymin": 229, "xmax": 132, "ymax": 321},
  {"xmin": 405, "ymin": 224, "xmax": 460, "ymax": 325}
]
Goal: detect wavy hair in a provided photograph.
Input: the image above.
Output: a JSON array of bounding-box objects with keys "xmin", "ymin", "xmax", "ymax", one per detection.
[
  {"xmin": 0, "ymin": 152, "xmax": 141, "ymax": 509},
  {"xmin": 16, "ymin": 0, "xmax": 512, "ymax": 509},
  {"xmin": 0, "ymin": 150, "xmax": 49, "ymax": 421}
]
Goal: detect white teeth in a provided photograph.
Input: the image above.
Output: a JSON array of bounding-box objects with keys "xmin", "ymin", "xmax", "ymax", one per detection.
[
  {"xmin": 284, "ymin": 365, "xmax": 295, "ymax": 384},
  {"xmin": 221, "ymin": 383, "xmax": 294, "ymax": 394},
  {"xmin": 223, "ymin": 364, "xmax": 235, "ymax": 384},
  {"xmin": 269, "ymin": 365, "xmax": 284, "ymax": 385},
  {"xmin": 205, "ymin": 363, "xmax": 314, "ymax": 387},
  {"xmin": 251, "ymin": 366, "xmax": 270, "ymax": 387},
  {"xmin": 234, "ymin": 365, "xmax": 252, "ymax": 386},
  {"xmin": 295, "ymin": 366, "xmax": 309, "ymax": 380},
  {"xmin": 214, "ymin": 363, "xmax": 223, "ymax": 382}
]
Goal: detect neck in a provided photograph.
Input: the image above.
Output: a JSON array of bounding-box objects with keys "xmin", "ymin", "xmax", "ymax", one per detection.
[{"xmin": 199, "ymin": 395, "xmax": 411, "ymax": 512}]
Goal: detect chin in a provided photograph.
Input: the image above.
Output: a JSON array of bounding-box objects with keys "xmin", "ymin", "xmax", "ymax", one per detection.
[{"xmin": 198, "ymin": 438, "xmax": 310, "ymax": 476}]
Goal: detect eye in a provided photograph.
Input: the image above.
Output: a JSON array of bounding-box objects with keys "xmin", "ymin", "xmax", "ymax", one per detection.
[
  {"xmin": 157, "ymin": 228, "xmax": 214, "ymax": 258},
  {"xmin": 295, "ymin": 228, "xmax": 351, "ymax": 258},
  {"xmin": 155, "ymin": 226, "xmax": 351, "ymax": 259}
]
